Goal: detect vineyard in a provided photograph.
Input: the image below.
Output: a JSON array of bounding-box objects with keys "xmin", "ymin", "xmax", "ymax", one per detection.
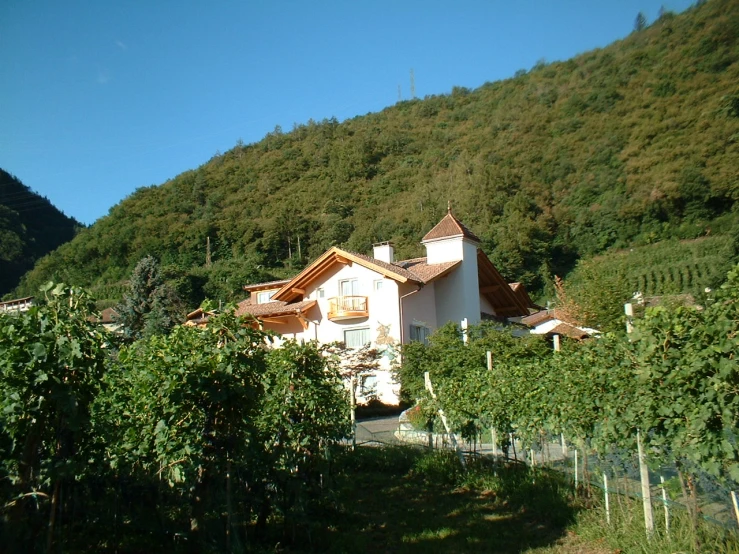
[
  {"xmin": 2, "ymin": 266, "xmax": 739, "ymax": 552},
  {"xmin": 399, "ymin": 263, "xmax": 739, "ymax": 546},
  {"xmin": 0, "ymin": 284, "xmax": 350, "ymax": 553},
  {"xmin": 569, "ymin": 235, "xmax": 737, "ymax": 297}
]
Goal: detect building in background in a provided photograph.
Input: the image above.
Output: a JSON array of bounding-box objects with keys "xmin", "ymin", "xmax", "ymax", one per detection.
[{"xmin": 236, "ymin": 209, "xmax": 537, "ymax": 405}]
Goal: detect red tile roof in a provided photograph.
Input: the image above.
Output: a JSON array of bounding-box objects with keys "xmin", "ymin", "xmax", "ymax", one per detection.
[
  {"xmin": 394, "ymin": 257, "xmax": 461, "ymax": 283},
  {"xmin": 235, "ymin": 299, "xmax": 317, "ymax": 318},
  {"xmin": 548, "ymin": 322, "xmax": 589, "ymax": 340},
  {"xmin": 100, "ymin": 307, "xmax": 119, "ymax": 324},
  {"xmin": 521, "ymin": 310, "xmax": 553, "ymax": 326},
  {"xmin": 421, "ymin": 212, "xmax": 481, "ymax": 243},
  {"xmin": 342, "ymin": 250, "xmax": 422, "ymax": 282}
]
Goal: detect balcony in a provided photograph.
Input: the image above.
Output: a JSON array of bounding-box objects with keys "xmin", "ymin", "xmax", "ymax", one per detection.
[{"xmin": 327, "ymin": 296, "xmax": 369, "ymax": 321}]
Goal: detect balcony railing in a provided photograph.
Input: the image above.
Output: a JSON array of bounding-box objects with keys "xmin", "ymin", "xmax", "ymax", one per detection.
[{"xmin": 327, "ymin": 296, "xmax": 368, "ymax": 321}]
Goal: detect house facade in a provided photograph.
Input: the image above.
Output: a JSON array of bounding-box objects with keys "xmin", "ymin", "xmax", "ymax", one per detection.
[
  {"xmin": 0, "ymin": 296, "xmax": 34, "ymax": 314},
  {"xmin": 235, "ymin": 210, "xmax": 536, "ymax": 404}
]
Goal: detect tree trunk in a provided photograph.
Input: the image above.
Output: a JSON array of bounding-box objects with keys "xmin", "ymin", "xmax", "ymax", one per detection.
[
  {"xmin": 226, "ymin": 459, "xmax": 232, "ymax": 553},
  {"xmin": 189, "ymin": 469, "xmax": 208, "ymax": 553},
  {"xmin": 47, "ymin": 481, "xmax": 60, "ymax": 554},
  {"xmin": 687, "ymin": 473, "xmax": 702, "ymax": 553}
]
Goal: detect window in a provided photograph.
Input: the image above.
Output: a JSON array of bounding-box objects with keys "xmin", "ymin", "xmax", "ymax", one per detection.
[
  {"xmin": 339, "ymin": 278, "xmax": 360, "ymax": 296},
  {"xmin": 256, "ymin": 291, "xmax": 275, "ymax": 304},
  {"xmin": 344, "ymin": 327, "xmax": 370, "ymax": 348},
  {"xmin": 409, "ymin": 324, "xmax": 430, "ymax": 345},
  {"xmin": 373, "ymin": 279, "xmax": 383, "ymax": 291},
  {"xmin": 360, "ymin": 374, "xmax": 378, "ymax": 397},
  {"xmin": 316, "ymin": 288, "xmax": 325, "ymax": 299}
]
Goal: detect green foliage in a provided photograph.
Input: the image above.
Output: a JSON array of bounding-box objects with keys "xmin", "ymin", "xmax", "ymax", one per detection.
[
  {"xmin": 0, "ymin": 283, "xmax": 109, "ymax": 548},
  {"xmin": 0, "ymin": 170, "xmax": 81, "ymax": 296},
  {"xmin": 115, "ymin": 255, "xmax": 185, "ymax": 340},
  {"xmin": 400, "ymin": 263, "xmax": 739, "ymax": 491},
  {"xmin": 565, "ymin": 236, "xmax": 738, "ymax": 304},
  {"xmin": 634, "ymin": 11, "xmax": 649, "ymax": 32},
  {"xmin": 555, "ymin": 257, "xmax": 633, "ymax": 331},
  {"xmin": 574, "ymin": 495, "xmax": 739, "ymax": 554},
  {"xmin": 410, "ymin": 450, "xmax": 464, "ymax": 486},
  {"xmin": 398, "ymin": 321, "xmax": 552, "ymax": 443},
  {"xmin": 91, "ymin": 311, "xmax": 349, "ymax": 547},
  {"xmin": 12, "ymin": 0, "xmax": 739, "ymax": 304}
]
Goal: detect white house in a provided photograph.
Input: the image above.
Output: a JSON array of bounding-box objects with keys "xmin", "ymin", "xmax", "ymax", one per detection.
[
  {"xmin": 235, "ymin": 209, "xmax": 536, "ymax": 405},
  {"xmin": 519, "ymin": 309, "xmax": 597, "ymax": 340},
  {"xmin": 0, "ymin": 296, "xmax": 34, "ymax": 314}
]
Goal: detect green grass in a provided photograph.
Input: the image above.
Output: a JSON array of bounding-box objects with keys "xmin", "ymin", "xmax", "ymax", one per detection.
[
  {"xmin": 564, "ymin": 495, "xmax": 739, "ymax": 554},
  {"xmin": 256, "ymin": 448, "xmax": 583, "ymax": 553},
  {"xmin": 254, "ymin": 446, "xmax": 739, "ymax": 554}
]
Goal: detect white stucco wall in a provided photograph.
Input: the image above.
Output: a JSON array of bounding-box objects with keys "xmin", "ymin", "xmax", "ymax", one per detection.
[
  {"xmin": 424, "ymin": 237, "xmax": 463, "ymax": 264},
  {"xmin": 260, "ymin": 260, "xmax": 403, "ymax": 405},
  {"xmin": 430, "ymin": 240, "xmax": 480, "ymax": 328},
  {"xmin": 399, "ymin": 281, "xmax": 437, "ymax": 342}
]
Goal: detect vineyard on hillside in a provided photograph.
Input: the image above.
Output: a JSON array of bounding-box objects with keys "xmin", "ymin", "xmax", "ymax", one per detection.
[
  {"xmin": 588, "ymin": 235, "xmax": 737, "ymax": 295},
  {"xmin": 400, "ymin": 263, "xmax": 739, "ymax": 537}
]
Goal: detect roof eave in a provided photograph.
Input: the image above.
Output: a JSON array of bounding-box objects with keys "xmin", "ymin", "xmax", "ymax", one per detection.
[{"xmin": 272, "ymin": 247, "xmax": 417, "ymax": 302}]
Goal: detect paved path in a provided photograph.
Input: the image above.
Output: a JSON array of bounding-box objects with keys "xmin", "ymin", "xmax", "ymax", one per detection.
[{"xmin": 357, "ymin": 415, "xmax": 399, "ymax": 434}]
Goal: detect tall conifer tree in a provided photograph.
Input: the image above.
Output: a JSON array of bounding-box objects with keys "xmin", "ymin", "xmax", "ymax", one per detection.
[{"xmin": 116, "ymin": 256, "xmax": 183, "ymax": 340}]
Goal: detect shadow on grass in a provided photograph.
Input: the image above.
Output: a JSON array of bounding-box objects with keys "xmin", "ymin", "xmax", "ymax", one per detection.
[{"xmin": 260, "ymin": 447, "xmax": 577, "ymax": 553}]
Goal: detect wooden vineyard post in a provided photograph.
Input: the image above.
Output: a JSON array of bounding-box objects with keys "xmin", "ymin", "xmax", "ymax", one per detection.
[
  {"xmin": 350, "ymin": 374, "xmax": 357, "ymax": 450},
  {"xmin": 637, "ymin": 430, "xmax": 654, "ymax": 537},
  {"xmin": 424, "ymin": 372, "xmax": 466, "ymax": 468},
  {"xmin": 487, "ymin": 351, "xmax": 494, "ymax": 456},
  {"xmin": 603, "ymin": 472, "xmax": 611, "ymax": 525},
  {"xmin": 625, "ymin": 302, "xmax": 634, "ymax": 335},
  {"xmin": 661, "ymin": 475, "xmax": 670, "ymax": 534},
  {"xmin": 731, "ymin": 490, "xmax": 739, "ymax": 527},
  {"xmin": 574, "ymin": 450, "xmax": 578, "ymax": 491}
]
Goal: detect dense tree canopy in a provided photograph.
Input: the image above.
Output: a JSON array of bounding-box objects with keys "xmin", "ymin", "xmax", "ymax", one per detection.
[
  {"xmin": 0, "ymin": 170, "xmax": 80, "ymax": 297},
  {"xmin": 11, "ymin": 0, "xmax": 739, "ymax": 306}
]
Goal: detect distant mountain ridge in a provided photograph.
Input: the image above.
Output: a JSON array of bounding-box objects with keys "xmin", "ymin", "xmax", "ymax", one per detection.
[
  {"xmin": 0, "ymin": 169, "xmax": 81, "ymax": 296},
  {"xmin": 13, "ymin": 0, "xmax": 739, "ymax": 306}
]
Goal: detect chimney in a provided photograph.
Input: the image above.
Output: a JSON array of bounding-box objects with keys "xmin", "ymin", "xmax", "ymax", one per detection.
[{"xmin": 373, "ymin": 241, "xmax": 394, "ymax": 263}]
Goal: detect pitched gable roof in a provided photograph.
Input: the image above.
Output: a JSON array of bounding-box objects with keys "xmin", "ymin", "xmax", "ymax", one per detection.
[
  {"xmin": 521, "ymin": 309, "xmax": 558, "ymax": 326},
  {"xmin": 548, "ymin": 322, "xmax": 590, "ymax": 340},
  {"xmin": 421, "ymin": 212, "xmax": 481, "ymax": 244},
  {"xmin": 243, "ymin": 279, "xmax": 291, "ymax": 292},
  {"xmin": 271, "ymin": 247, "xmax": 422, "ymax": 303},
  {"xmin": 477, "ymin": 249, "xmax": 534, "ymax": 317},
  {"xmin": 268, "ymin": 247, "xmax": 466, "ymax": 304}
]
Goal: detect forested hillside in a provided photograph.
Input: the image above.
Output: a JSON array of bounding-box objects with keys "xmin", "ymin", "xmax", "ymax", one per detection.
[
  {"xmin": 0, "ymin": 170, "xmax": 80, "ymax": 296},
  {"xmin": 14, "ymin": 0, "xmax": 739, "ymax": 307}
]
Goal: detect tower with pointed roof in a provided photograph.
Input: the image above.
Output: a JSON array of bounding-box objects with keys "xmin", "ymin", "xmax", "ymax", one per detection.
[{"xmin": 421, "ymin": 205, "xmax": 482, "ymax": 327}]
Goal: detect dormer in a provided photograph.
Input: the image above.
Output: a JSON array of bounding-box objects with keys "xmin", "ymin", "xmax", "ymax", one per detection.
[
  {"xmin": 421, "ymin": 207, "xmax": 481, "ymax": 264},
  {"xmin": 243, "ymin": 279, "xmax": 292, "ymax": 303}
]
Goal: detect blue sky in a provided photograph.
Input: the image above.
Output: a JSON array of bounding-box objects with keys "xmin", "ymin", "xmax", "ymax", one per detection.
[{"xmin": 1, "ymin": 0, "xmax": 695, "ymax": 225}]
